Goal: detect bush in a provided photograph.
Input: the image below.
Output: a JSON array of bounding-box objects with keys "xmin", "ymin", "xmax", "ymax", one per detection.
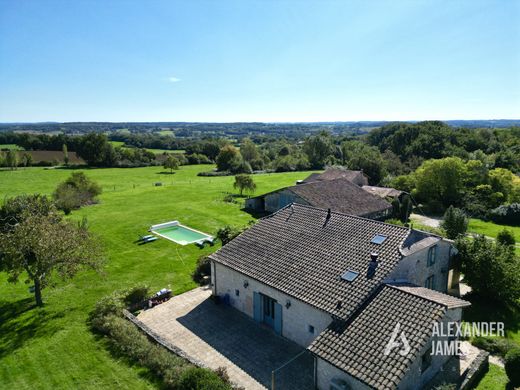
[
  {"xmin": 472, "ymin": 336, "xmax": 516, "ymax": 357},
  {"xmin": 497, "ymin": 229, "xmax": 516, "ymax": 247},
  {"xmin": 192, "ymin": 256, "xmax": 211, "ymax": 285},
  {"xmin": 53, "ymin": 172, "xmax": 102, "ymax": 214},
  {"xmin": 177, "ymin": 367, "xmax": 232, "ymax": 390},
  {"xmin": 489, "ymin": 203, "xmax": 520, "ymax": 226},
  {"xmin": 124, "ymin": 284, "xmax": 150, "ymax": 307},
  {"xmin": 216, "ymin": 225, "xmax": 245, "ymax": 245},
  {"xmin": 505, "ymin": 347, "xmax": 520, "ymax": 386}
]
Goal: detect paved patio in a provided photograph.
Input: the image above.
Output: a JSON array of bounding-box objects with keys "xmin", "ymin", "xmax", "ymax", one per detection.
[{"xmin": 137, "ymin": 287, "xmax": 314, "ymax": 390}]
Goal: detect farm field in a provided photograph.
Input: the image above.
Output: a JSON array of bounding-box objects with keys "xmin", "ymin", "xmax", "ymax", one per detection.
[
  {"xmin": 0, "ymin": 165, "xmax": 317, "ymax": 389},
  {"xmin": 0, "ymin": 143, "xmax": 25, "ymax": 150},
  {"xmin": 109, "ymin": 140, "xmax": 185, "ymax": 155}
]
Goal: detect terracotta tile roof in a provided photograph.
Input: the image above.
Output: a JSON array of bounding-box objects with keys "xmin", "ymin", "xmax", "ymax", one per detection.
[
  {"xmin": 210, "ymin": 204, "xmax": 412, "ymax": 318},
  {"xmin": 309, "ymin": 284, "xmax": 469, "ymax": 389},
  {"xmin": 288, "ymin": 178, "xmax": 392, "ymax": 217}
]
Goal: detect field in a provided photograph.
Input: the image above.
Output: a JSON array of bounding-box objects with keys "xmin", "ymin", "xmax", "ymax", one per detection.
[
  {"xmin": 0, "ymin": 144, "xmax": 25, "ymax": 150},
  {"xmin": 468, "ymin": 218, "xmax": 520, "ymax": 242},
  {"xmin": 0, "ymin": 165, "xmax": 316, "ymax": 389},
  {"xmin": 109, "ymin": 141, "xmax": 184, "ymax": 155},
  {"xmin": 475, "ymin": 363, "xmax": 509, "ymax": 390}
]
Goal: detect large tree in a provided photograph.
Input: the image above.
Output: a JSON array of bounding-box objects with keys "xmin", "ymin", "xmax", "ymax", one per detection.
[
  {"xmin": 341, "ymin": 140, "xmax": 387, "ymax": 185},
  {"xmin": 216, "ymin": 145, "xmax": 242, "ymax": 172},
  {"xmin": 303, "ymin": 131, "xmax": 333, "ymax": 169},
  {"xmin": 456, "ymin": 235, "xmax": 520, "ymax": 304},
  {"xmin": 0, "ymin": 195, "xmax": 104, "ymax": 306},
  {"xmin": 76, "ymin": 132, "xmax": 110, "ymax": 166},
  {"xmin": 440, "ymin": 206, "xmax": 468, "ymax": 239}
]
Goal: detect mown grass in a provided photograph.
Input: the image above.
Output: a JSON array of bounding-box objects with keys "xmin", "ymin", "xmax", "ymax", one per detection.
[
  {"xmin": 468, "ymin": 218, "xmax": 520, "ymax": 242},
  {"xmin": 475, "ymin": 363, "xmax": 510, "ymax": 390},
  {"xmin": 0, "ymin": 165, "xmax": 316, "ymax": 389}
]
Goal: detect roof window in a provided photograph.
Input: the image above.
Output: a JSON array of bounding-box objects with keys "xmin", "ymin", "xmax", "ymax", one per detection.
[
  {"xmin": 341, "ymin": 270, "xmax": 359, "ymax": 282},
  {"xmin": 371, "ymin": 234, "xmax": 387, "ymax": 245}
]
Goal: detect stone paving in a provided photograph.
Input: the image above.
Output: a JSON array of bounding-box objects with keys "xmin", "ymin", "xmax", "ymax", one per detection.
[{"xmin": 137, "ymin": 287, "xmax": 314, "ymax": 390}]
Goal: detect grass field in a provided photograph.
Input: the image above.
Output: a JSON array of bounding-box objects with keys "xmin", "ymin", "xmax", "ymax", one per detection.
[
  {"xmin": 108, "ymin": 140, "xmax": 185, "ymax": 155},
  {"xmin": 468, "ymin": 218, "xmax": 520, "ymax": 242},
  {"xmin": 0, "ymin": 144, "xmax": 25, "ymax": 150},
  {"xmin": 0, "ymin": 165, "xmax": 316, "ymax": 389}
]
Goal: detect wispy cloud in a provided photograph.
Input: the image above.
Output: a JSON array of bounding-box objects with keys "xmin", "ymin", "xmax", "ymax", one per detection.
[{"xmin": 168, "ymin": 76, "xmax": 181, "ymax": 83}]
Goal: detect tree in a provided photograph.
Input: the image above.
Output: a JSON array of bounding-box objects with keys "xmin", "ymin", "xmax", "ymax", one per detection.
[
  {"xmin": 455, "ymin": 235, "xmax": 520, "ymax": 304},
  {"xmin": 53, "ymin": 172, "xmax": 102, "ymax": 214},
  {"xmin": 399, "ymin": 195, "xmax": 413, "ymax": 223},
  {"xmin": 440, "ymin": 206, "xmax": 468, "ymax": 239},
  {"xmin": 63, "ymin": 144, "xmax": 69, "ymax": 166},
  {"xmin": 21, "ymin": 153, "xmax": 32, "ymax": 168},
  {"xmin": 414, "ymin": 157, "xmax": 468, "ymax": 209},
  {"xmin": 341, "ymin": 141, "xmax": 387, "ymax": 185},
  {"xmin": 489, "ymin": 168, "xmax": 514, "ymax": 201},
  {"xmin": 76, "ymin": 132, "xmax": 110, "ymax": 166},
  {"xmin": 233, "ymin": 174, "xmax": 256, "ymax": 196},
  {"xmin": 216, "ymin": 145, "xmax": 242, "ymax": 172},
  {"xmin": 163, "ymin": 155, "xmax": 179, "ymax": 173},
  {"xmin": 5, "ymin": 149, "xmax": 18, "ymax": 170},
  {"xmin": 0, "ymin": 195, "xmax": 104, "ymax": 306},
  {"xmin": 239, "ymin": 138, "xmax": 259, "ymax": 163},
  {"xmin": 303, "ymin": 131, "xmax": 333, "ymax": 169}
]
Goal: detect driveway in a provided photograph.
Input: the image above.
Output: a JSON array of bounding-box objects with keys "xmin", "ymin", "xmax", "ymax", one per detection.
[{"xmin": 137, "ymin": 287, "xmax": 314, "ymax": 390}]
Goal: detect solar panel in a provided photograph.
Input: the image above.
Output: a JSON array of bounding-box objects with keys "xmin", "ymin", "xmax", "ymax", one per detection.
[
  {"xmin": 371, "ymin": 234, "xmax": 387, "ymax": 245},
  {"xmin": 341, "ymin": 270, "xmax": 359, "ymax": 282}
]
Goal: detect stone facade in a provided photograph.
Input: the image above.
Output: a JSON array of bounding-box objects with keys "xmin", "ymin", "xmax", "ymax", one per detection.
[
  {"xmin": 212, "ymin": 262, "xmax": 332, "ymax": 347},
  {"xmin": 386, "ymin": 240, "xmax": 452, "ymax": 292}
]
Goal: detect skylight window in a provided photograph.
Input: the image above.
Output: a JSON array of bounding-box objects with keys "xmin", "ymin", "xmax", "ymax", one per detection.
[
  {"xmin": 371, "ymin": 234, "xmax": 387, "ymax": 245},
  {"xmin": 341, "ymin": 270, "xmax": 359, "ymax": 282}
]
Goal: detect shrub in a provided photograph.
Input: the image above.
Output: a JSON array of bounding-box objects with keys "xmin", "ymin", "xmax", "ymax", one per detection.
[
  {"xmin": 505, "ymin": 347, "xmax": 520, "ymax": 386},
  {"xmin": 124, "ymin": 284, "xmax": 150, "ymax": 307},
  {"xmin": 472, "ymin": 336, "xmax": 516, "ymax": 357},
  {"xmin": 216, "ymin": 225, "xmax": 245, "ymax": 245},
  {"xmin": 489, "ymin": 203, "xmax": 520, "ymax": 226},
  {"xmin": 177, "ymin": 367, "xmax": 232, "ymax": 390},
  {"xmin": 497, "ymin": 229, "xmax": 516, "ymax": 247},
  {"xmin": 192, "ymin": 255, "xmax": 211, "ymax": 285},
  {"xmin": 53, "ymin": 172, "xmax": 102, "ymax": 214}
]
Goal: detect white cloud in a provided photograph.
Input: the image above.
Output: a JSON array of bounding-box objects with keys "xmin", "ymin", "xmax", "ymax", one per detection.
[{"xmin": 168, "ymin": 76, "xmax": 181, "ymax": 83}]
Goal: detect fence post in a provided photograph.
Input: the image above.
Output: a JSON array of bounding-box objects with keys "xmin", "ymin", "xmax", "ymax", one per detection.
[{"xmin": 271, "ymin": 370, "xmax": 275, "ymax": 390}]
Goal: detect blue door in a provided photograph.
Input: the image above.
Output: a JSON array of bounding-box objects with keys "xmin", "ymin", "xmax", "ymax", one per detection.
[
  {"xmin": 253, "ymin": 292, "xmax": 262, "ymax": 322},
  {"xmin": 274, "ymin": 302, "xmax": 282, "ymax": 335}
]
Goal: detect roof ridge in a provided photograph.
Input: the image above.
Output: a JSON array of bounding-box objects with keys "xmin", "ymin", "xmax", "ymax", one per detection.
[{"xmin": 385, "ymin": 283, "xmax": 470, "ymax": 309}]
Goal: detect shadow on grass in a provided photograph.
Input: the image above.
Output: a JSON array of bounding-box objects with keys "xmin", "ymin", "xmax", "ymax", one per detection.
[
  {"xmin": 0, "ymin": 297, "xmax": 66, "ymax": 358},
  {"xmin": 240, "ymin": 207, "xmax": 269, "ymax": 219},
  {"xmin": 156, "ymin": 171, "xmax": 176, "ymax": 175}
]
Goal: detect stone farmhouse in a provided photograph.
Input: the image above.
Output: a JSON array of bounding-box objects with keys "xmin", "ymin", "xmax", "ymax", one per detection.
[{"xmin": 209, "ymin": 204, "xmax": 468, "ymax": 389}]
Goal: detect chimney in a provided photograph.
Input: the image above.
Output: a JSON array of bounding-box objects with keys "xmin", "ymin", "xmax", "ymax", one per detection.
[
  {"xmin": 326, "ymin": 208, "xmax": 331, "ymax": 219},
  {"xmin": 367, "ymin": 253, "xmax": 379, "ymax": 279}
]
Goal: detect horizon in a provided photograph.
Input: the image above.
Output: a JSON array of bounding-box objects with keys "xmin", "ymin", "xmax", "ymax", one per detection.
[{"xmin": 1, "ymin": 0, "xmax": 519, "ymax": 122}]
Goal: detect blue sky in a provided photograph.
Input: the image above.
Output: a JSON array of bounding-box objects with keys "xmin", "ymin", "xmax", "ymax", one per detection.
[{"xmin": 0, "ymin": 0, "xmax": 518, "ymax": 122}]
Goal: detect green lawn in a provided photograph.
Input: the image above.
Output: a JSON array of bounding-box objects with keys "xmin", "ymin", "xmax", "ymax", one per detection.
[
  {"xmin": 0, "ymin": 144, "xmax": 24, "ymax": 150},
  {"xmin": 468, "ymin": 218, "xmax": 520, "ymax": 242},
  {"xmin": 475, "ymin": 363, "xmax": 509, "ymax": 389},
  {"xmin": 0, "ymin": 165, "xmax": 315, "ymax": 389}
]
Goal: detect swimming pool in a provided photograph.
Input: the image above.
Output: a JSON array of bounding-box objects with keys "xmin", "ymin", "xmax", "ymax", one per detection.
[{"xmin": 150, "ymin": 221, "xmax": 213, "ymax": 245}]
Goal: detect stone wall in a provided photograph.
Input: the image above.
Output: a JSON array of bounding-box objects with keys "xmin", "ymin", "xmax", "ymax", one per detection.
[{"xmin": 386, "ymin": 240, "xmax": 452, "ymax": 292}]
